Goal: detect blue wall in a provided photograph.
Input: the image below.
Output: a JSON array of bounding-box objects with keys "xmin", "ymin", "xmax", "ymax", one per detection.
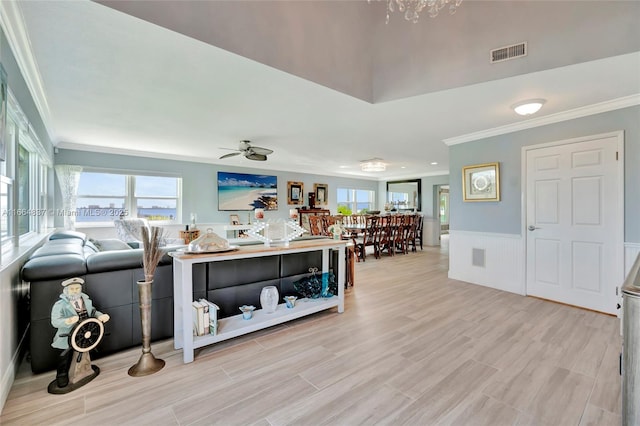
[
  {"xmin": 54, "ymin": 149, "xmax": 379, "ymax": 225},
  {"xmin": 449, "ymin": 105, "xmax": 640, "ymax": 241}
]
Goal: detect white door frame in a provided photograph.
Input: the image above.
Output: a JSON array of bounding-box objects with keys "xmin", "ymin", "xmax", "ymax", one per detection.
[{"xmin": 520, "ymin": 131, "xmax": 625, "ymax": 310}]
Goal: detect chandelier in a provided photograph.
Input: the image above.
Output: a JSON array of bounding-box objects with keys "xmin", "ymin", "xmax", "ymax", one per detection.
[{"xmin": 375, "ymin": 0, "xmax": 463, "ymax": 23}]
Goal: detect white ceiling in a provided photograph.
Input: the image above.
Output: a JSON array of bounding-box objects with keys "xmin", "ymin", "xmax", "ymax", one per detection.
[{"xmin": 4, "ymin": 0, "xmax": 640, "ymax": 180}]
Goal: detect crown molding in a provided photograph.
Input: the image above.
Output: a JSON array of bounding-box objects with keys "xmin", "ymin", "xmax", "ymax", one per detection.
[
  {"xmin": 443, "ymin": 94, "xmax": 640, "ymax": 146},
  {"xmin": 0, "ymin": 1, "xmax": 55, "ymax": 141}
]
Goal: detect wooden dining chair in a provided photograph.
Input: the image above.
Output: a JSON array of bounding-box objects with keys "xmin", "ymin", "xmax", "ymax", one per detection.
[
  {"xmin": 391, "ymin": 214, "xmax": 407, "ymax": 255},
  {"xmin": 402, "ymin": 214, "xmax": 417, "ymax": 254},
  {"xmin": 322, "ymin": 215, "xmax": 336, "ymax": 236},
  {"xmin": 414, "ymin": 214, "xmax": 424, "ymax": 250},
  {"xmin": 308, "ymin": 215, "xmax": 323, "ymax": 236},
  {"xmin": 354, "ymin": 216, "xmax": 379, "ymax": 261},
  {"xmin": 376, "ymin": 215, "xmax": 395, "ymax": 257}
]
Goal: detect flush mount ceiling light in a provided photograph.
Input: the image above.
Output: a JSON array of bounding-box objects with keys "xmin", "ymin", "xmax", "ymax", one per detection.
[
  {"xmin": 511, "ymin": 99, "xmax": 546, "ymax": 116},
  {"xmin": 360, "ymin": 158, "xmax": 386, "ymax": 172}
]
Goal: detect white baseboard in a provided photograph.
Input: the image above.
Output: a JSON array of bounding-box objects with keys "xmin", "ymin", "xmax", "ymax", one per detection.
[
  {"xmin": 448, "ymin": 230, "xmax": 525, "ymax": 295},
  {"xmin": 0, "ymin": 328, "xmax": 26, "ymax": 414}
]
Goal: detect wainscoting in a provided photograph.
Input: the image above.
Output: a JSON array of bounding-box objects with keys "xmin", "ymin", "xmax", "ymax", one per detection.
[
  {"xmin": 448, "ymin": 230, "xmax": 525, "ymax": 295},
  {"xmin": 624, "ymin": 242, "xmax": 640, "ymax": 277},
  {"xmin": 449, "ymin": 231, "xmax": 640, "ymax": 304}
]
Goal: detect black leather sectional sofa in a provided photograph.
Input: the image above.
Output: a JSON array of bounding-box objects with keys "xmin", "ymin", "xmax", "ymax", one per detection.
[
  {"xmin": 21, "ymin": 230, "xmax": 176, "ymax": 373},
  {"xmin": 21, "ymin": 231, "xmax": 338, "ymax": 373}
]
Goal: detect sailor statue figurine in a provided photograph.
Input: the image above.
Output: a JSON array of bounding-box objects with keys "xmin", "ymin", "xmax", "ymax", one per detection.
[{"xmin": 48, "ymin": 277, "xmax": 110, "ymax": 394}]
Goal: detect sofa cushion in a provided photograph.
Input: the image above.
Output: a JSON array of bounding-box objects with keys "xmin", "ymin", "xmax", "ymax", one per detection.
[
  {"xmin": 21, "ymin": 254, "xmax": 87, "ymax": 281},
  {"xmin": 31, "ymin": 241, "xmax": 86, "ymax": 258},
  {"xmin": 86, "ymin": 249, "xmax": 145, "ymax": 273}
]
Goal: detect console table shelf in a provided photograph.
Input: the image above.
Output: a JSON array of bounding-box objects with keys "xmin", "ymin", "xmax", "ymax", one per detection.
[
  {"xmin": 191, "ymin": 298, "xmax": 339, "ymax": 348},
  {"xmin": 170, "ymin": 239, "xmax": 346, "ymax": 363}
]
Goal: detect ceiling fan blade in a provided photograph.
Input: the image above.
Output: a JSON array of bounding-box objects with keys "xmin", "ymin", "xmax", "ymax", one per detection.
[
  {"xmin": 219, "ymin": 152, "xmax": 241, "ymax": 159},
  {"xmin": 246, "ymin": 153, "xmax": 267, "ymax": 161},
  {"xmin": 250, "ymin": 146, "xmax": 273, "ymax": 155},
  {"xmin": 219, "ymin": 147, "xmax": 239, "ymax": 151}
]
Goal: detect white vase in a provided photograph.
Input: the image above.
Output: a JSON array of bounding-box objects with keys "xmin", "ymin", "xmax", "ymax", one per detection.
[{"xmin": 260, "ymin": 286, "xmax": 279, "ymax": 314}]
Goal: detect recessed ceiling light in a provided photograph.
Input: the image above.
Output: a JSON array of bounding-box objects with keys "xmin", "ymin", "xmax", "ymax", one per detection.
[
  {"xmin": 430, "ymin": 162, "xmax": 438, "ymax": 165},
  {"xmin": 401, "ymin": 166, "xmax": 406, "ymax": 169},
  {"xmin": 339, "ymin": 165, "xmax": 348, "ymax": 169},
  {"xmin": 511, "ymin": 98, "xmax": 546, "ymax": 116}
]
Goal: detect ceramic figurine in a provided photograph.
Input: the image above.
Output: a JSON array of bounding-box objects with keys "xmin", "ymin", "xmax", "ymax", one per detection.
[
  {"xmin": 240, "ymin": 305, "xmax": 255, "ymax": 320},
  {"xmin": 284, "ymin": 296, "xmax": 297, "ymax": 308},
  {"xmin": 49, "ymin": 277, "xmax": 110, "ymax": 394}
]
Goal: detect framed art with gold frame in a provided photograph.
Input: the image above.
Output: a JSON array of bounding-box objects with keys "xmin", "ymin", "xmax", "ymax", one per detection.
[
  {"xmin": 314, "ymin": 183, "xmax": 328, "ymax": 205},
  {"xmin": 462, "ymin": 162, "xmax": 500, "ymax": 202},
  {"xmin": 287, "ymin": 181, "xmax": 304, "ymax": 205}
]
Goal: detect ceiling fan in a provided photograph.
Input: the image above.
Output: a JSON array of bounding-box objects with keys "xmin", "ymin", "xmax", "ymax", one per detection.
[{"xmin": 219, "ymin": 140, "xmax": 273, "ymax": 161}]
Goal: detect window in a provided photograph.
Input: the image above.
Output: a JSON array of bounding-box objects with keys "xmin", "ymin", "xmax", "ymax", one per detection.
[
  {"xmin": 134, "ymin": 175, "xmax": 179, "ymax": 221},
  {"xmin": 337, "ymin": 188, "xmax": 375, "ymax": 214},
  {"xmin": 76, "ymin": 171, "xmax": 181, "ymax": 224},
  {"xmin": 17, "ymin": 144, "xmax": 31, "ymax": 235},
  {"xmin": 0, "ymin": 176, "xmax": 11, "ymax": 244},
  {"xmin": 0, "ymin": 88, "xmax": 52, "ymax": 262}
]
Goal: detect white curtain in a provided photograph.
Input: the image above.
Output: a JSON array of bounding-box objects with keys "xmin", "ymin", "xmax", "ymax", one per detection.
[{"xmin": 55, "ymin": 165, "xmax": 82, "ymax": 230}]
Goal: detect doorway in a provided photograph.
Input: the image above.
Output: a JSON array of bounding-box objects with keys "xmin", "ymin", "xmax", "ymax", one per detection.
[
  {"xmin": 524, "ymin": 132, "xmax": 624, "ymax": 315},
  {"xmin": 439, "ymin": 185, "xmax": 449, "ymax": 236}
]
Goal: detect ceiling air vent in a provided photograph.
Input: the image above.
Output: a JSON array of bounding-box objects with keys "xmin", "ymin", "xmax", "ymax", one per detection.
[{"xmin": 490, "ymin": 42, "xmax": 527, "ymax": 63}]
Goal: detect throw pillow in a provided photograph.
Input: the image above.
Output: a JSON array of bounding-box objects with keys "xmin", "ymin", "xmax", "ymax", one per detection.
[{"xmin": 96, "ymin": 239, "xmax": 134, "ymax": 251}]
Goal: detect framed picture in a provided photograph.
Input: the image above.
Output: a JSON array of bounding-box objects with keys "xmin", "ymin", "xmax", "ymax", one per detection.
[
  {"xmin": 218, "ymin": 171, "xmax": 278, "ymax": 211},
  {"xmin": 0, "ymin": 63, "xmax": 7, "ymax": 161},
  {"xmin": 287, "ymin": 181, "xmax": 304, "ymax": 205},
  {"xmin": 462, "ymin": 162, "xmax": 500, "ymax": 202},
  {"xmin": 229, "ymin": 214, "xmax": 240, "ymax": 225},
  {"xmin": 314, "ymin": 183, "xmax": 328, "ymax": 205}
]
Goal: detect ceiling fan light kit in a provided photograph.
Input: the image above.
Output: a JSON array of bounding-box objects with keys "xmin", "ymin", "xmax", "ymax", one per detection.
[{"xmin": 219, "ymin": 140, "xmax": 273, "ymax": 161}]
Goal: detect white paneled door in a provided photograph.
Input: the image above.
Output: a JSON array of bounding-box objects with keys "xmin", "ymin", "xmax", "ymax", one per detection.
[{"xmin": 525, "ymin": 133, "xmax": 623, "ymax": 314}]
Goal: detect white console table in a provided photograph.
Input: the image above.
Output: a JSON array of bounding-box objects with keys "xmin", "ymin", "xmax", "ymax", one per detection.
[{"xmin": 170, "ymin": 239, "xmax": 346, "ymax": 363}]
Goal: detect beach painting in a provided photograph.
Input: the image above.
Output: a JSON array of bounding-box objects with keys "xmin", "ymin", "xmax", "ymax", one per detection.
[{"xmin": 218, "ymin": 171, "xmax": 278, "ymax": 211}]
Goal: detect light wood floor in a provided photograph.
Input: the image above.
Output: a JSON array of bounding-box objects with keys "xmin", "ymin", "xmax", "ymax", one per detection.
[{"xmin": 1, "ymin": 242, "xmax": 622, "ymax": 425}]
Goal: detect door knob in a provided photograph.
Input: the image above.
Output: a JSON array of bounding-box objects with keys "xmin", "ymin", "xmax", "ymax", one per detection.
[{"xmin": 528, "ymin": 225, "xmax": 540, "ymax": 231}]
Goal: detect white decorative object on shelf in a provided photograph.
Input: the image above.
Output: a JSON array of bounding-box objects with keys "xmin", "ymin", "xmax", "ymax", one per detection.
[
  {"xmin": 260, "ymin": 286, "xmax": 279, "ymax": 314},
  {"xmin": 246, "ymin": 219, "xmax": 306, "ymax": 247}
]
